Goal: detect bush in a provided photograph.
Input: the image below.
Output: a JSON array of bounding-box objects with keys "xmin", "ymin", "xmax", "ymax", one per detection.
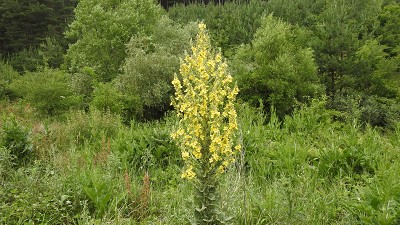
[
  {"xmin": 112, "ymin": 115, "xmax": 181, "ymax": 174},
  {"xmin": 266, "ymin": 0, "xmax": 324, "ymax": 26},
  {"xmin": 37, "ymin": 37, "xmax": 64, "ymax": 69},
  {"xmin": 360, "ymin": 96, "xmax": 400, "ymax": 128},
  {"xmin": 233, "ymin": 14, "xmax": 323, "ymax": 119},
  {"xmin": 0, "ymin": 162, "xmax": 81, "ymax": 224},
  {"xmin": 0, "ymin": 61, "xmax": 19, "ymax": 99},
  {"xmin": 90, "ymin": 82, "xmax": 125, "ymax": 116},
  {"xmin": 115, "ymin": 16, "xmax": 197, "ymax": 120},
  {"xmin": 70, "ymin": 67, "xmax": 95, "ymax": 110},
  {"xmin": 5, "ymin": 47, "xmax": 42, "ymax": 73},
  {"xmin": 9, "ymin": 68, "xmax": 82, "ymax": 116},
  {"xmin": 331, "ymin": 93, "xmax": 400, "ymax": 128},
  {"xmin": 1, "ymin": 116, "xmax": 32, "ymax": 167}
]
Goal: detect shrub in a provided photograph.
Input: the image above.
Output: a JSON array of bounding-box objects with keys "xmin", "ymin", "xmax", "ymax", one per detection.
[
  {"xmin": 0, "ymin": 146, "xmax": 13, "ymax": 181},
  {"xmin": 0, "ymin": 61, "xmax": 19, "ymax": 99},
  {"xmin": 233, "ymin": 14, "xmax": 323, "ymax": 119},
  {"xmin": 1, "ymin": 116, "xmax": 32, "ymax": 167},
  {"xmin": 5, "ymin": 47, "xmax": 42, "ymax": 73},
  {"xmin": 347, "ymin": 159, "xmax": 400, "ymax": 224},
  {"xmin": 37, "ymin": 37, "xmax": 64, "ymax": 69},
  {"xmin": 115, "ymin": 16, "xmax": 197, "ymax": 120},
  {"xmin": 0, "ymin": 162, "xmax": 81, "ymax": 224},
  {"xmin": 359, "ymin": 96, "xmax": 400, "ymax": 128},
  {"xmin": 90, "ymin": 82, "xmax": 124, "ymax": 116},
  {"xmin": 70, "ymin": 67, "xmax": 95, "ymax": 110},
  {"xmin": 266, "ymin": 0, "xmax": 324, "ymax": 26},
  {"xmin": 354, "ymin": 39, "xmax": 400, "ymax": 99},
  {"xmin": 112, "ymin": 115, "xmax": 181, "ymax": 174},
  {"xmin": 376, "ymin": 3, "xmax": 400, "ymax": 56},
  {"xmin": 60, "ymin": 109, "xmax": 122, "ymax": 148},
  {"xmin": 9, "ymin": 68, "xmax": 82, "ymax": 116}
]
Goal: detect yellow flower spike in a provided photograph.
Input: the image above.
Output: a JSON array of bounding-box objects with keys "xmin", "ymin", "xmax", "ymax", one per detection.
[
  {"xmin": 171, "ymin": 22, "xmax": 240, "ymax": 180},
  {"xmin": 171, "ymin": 22, "xmax": 241, "ymax": 224}
]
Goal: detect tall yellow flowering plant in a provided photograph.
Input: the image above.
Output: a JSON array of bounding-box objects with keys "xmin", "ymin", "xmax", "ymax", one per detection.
[{"xmin": 171, "ymin": 22, "xmax": 240, "ymax": 224}]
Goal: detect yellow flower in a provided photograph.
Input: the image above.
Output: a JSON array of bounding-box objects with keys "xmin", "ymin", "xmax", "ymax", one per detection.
[
  {"xmin": 235, "ymin": 144, "xmax": 242, "ymax": 151},
  {"xmin": 182, "ymin": 166, "xmax": 196, "ymax": 179},
  {"xmin": 193, "ymin": 149, "xmax": 202, "ymax": 159},
  {"xmin": 182, "ymin": 151, "xmax": 190, "ymax": 160},
  {"xmin": 171, "ymin": 21, "xmax": 240, "ymax": 179}
]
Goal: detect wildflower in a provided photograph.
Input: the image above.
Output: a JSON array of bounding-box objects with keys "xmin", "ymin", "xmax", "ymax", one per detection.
[
  {"xmin": 171, "ymin": 22, "xmax": 240, "ymax": 179},
  {"xmin": 171, "ymin": 21, "xmax": 241, "ymax": 225}
]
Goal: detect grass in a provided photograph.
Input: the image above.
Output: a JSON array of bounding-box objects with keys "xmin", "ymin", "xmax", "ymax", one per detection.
[{"xmin": 1, "ymin": 99, "xmax": 399, "ymax": 224}]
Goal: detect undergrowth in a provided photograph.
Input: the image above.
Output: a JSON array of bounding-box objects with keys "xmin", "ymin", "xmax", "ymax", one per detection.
[{"xmin": 0, "ymin": 100, "xmax": 399, "ymax": 224}]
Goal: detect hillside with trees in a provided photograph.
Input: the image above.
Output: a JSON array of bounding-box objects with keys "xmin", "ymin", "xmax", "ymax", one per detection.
[{"xmin": 1, "ymin": 0, "xmax": 399, "ymax": 224}]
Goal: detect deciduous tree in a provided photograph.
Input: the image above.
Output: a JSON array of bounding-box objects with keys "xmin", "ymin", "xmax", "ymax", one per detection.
[{"xmin": 65, "ymin": 0, "xmax": 162, "ymax": 82}]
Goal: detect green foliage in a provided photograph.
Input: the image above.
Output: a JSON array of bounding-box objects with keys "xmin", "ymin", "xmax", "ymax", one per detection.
[
  {"xmin": 62, "ymin": 109, "xmax": 122, "ymax": 147},
  {"xmin": 70, "ymin": 68, "xmax": 95, "ymax": 110},
  {"xmin": 312, "ymin": 0, "xmax": 382, "ymax": 100},
  {"xmin": 348, "ymin": 161, "xmax": 400, "ymax": 224},
  {"xmin": 355, "ymin": 39, "xmax": 399, "ymax": 98},
  {"xmin": 0, "ymin": 146, "xmax": 13, "ymax": 181},
  {"xmin": 6, "ymin": 47, "xmax": 43, "ymax": 73},
  {"xmin": 234, "ymin": 14, "xmax": 323, "ymax": 118},
  {"xmin": 116, "ymin": 16, "xmax": 197, "ymax": 120},
  {"xmin": 65, "ymin": 0, "xmax": 163, "ymax": 82},
  {"xmin": 112, "ymin": 115, "xmax": 181, "ymax": 174},
  {"xmin": 168, "ymin": 0, "xmax": 268, "ymax": 57},
  {"xmin": 6, "ymin": 37, "xmax": 65, "ymax": 73},
  {"xmin": 0, "ymin": 97, "xmax": 399, "ymax": 224},
  {"xmin": 0, "ymin": 162, "xmax": 80, "ymax": 224},
  {"xmin": 1, "ymin": 116, "xmax": 32, "ymax": 167},
  {"xmin": 0, "ymin": 0, "xmax": 77, "ymax": 55},
  {"xmin": 9, "ymin": 69, "xmax": 82, "ymax": 116},
  {"xmin": 38, "ymin": 37, "xmax": 64, "ymax": 69},
  {"xmin": 267, "ymin": 0, "xmax": 325, "ymax": 26},
  {"xmin": 91, "ymin": 82, "xmax": 125, "ymax": 116},
  {"xmin": 376, "ymin": 3, "xmax": 400, "ymax": 56},
  {"xmin": 336, "ymin": 38, "xmax": 400, "ymax": 128},
  {"xmin": 359, "ymin": 96, "xmax": 400, "ymax": 128},
  {"xmin": 0, "ymin": 61, "xmax": 19, "ymax": 99},
  {"xmin": 82, "ymin": 170, "xmax": 116, "ymax": 218},
  {"xmin": 1, "ymin": 1, "xmax": 400, "ymax": 224}
]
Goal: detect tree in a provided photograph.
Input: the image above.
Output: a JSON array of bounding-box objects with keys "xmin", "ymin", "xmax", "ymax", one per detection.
[
  {"xmin": 355, "ymin": 39, "xmax": 399, "ymax": 98},
  {"xmin": 376, "ymin": 3, "xmax": 400, "ymax": 56},
  {"xmin": 65, "ymin": 0, "xmax": 162, "ymax": 82},
  {"xmin": 168, "ymin": 0, "xmax": 268, "ymax": 57},
  {"xmin": 267, "ymin": 0, "xmax": 325, "ymax": 26},
  {"xmin": 312, "ymin": 0, "xmax": 383, "ymax": 103},
  {"xmin": 233, "ymin": 14, "xmax": 323, "ymax": 118},
  {"xmin": 115, "ymin": 16, "xmax": 197, "ymax": 120},
  {"xmin": 0, "ymin": 0, "xmax": 78, "ymax": 55}
]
